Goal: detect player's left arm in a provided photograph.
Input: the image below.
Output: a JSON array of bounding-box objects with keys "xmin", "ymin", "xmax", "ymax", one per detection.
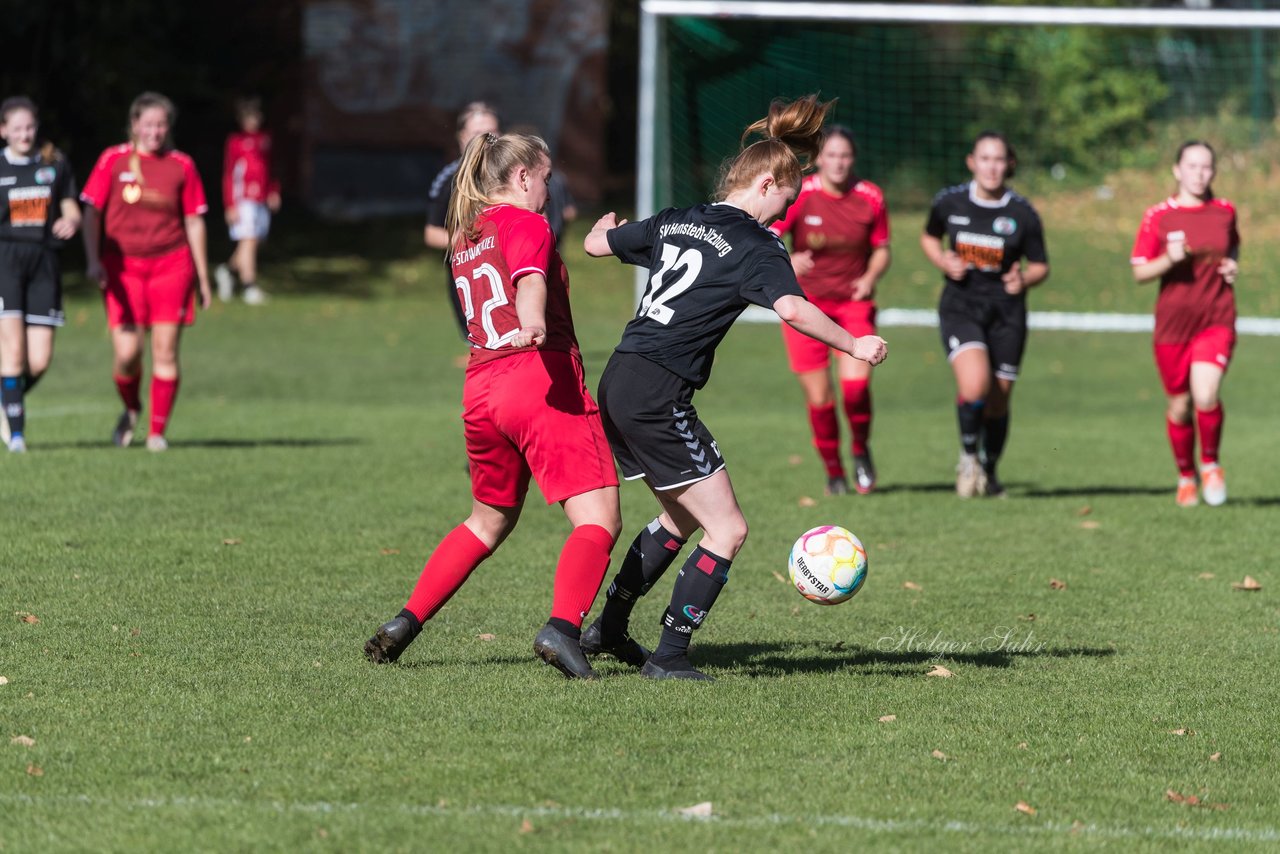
[
  {"xmin": 1218, "ymin": 206, "xmax": 1240, "ymax": 284},
  {"xmin": 51, "ymin": 167, "xmax": 82, "ymax": 239},
  {"xmin": 584, "ymin": 212, "xmax": 627, "ymax": 256},
  {"xmin": 1002, "ymin": 209, "xmax": 1050, "ymax": 295},
  {"xmin": 185, "ymin": 214, "xmax": 212, "ymax": 310},
  {"xmin": 512, "ymin": 272, "xmax": 547, "ymax": 348},
  {"xmin": 852, "ymin": 245, "xmax": 891, "ymax": 300}
]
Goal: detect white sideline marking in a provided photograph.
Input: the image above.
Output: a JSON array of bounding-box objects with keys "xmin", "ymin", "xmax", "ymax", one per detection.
[
  {"xmin": 739, "ymin": 306, "xmax": 1280, "ymax": 336},
  {"xmin": 3, "ymin": 793, "xmax": 1277, "ymax": 842}
]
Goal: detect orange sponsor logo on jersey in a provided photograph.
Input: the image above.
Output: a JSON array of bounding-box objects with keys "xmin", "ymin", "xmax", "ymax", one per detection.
[
  {"xmin": 955, "ymin": 231, "xmax": 1005, "ymax": 271},
  {"xmin": 7, "ymin": 186, "xmax": 51, "ymax": 227}
]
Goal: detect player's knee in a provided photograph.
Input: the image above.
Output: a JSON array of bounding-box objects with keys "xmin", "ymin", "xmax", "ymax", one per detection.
[{"xmin": 1166, "ymin": 394, "xmax": 1192, "ymax": 423}]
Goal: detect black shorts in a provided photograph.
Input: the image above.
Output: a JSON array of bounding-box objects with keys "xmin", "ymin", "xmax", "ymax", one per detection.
[
  {"xmin": 938, "ymin": 285, "xmax": 1027, "ymax": 381},
  {"xmin": 597, "ymin": 351, "xmax": 726, "ymax": 491},
  {"xmin": 0, "ymin": 241, "xmax": 64, "ymax": 327}
]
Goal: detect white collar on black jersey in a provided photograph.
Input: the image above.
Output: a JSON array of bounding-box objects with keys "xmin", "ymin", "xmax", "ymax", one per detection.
[
  {"xmin": 3, "ymin": 147, "xmax": 34, "ymax": 166},
  {"xmin": 968, "ymin": 180, "xmax": 1012, "ymax": 209}
]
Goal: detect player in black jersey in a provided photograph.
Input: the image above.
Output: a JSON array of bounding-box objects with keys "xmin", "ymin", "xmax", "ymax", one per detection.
[
  {"xmin": 920, "ymin": 132, "xmax": 1049, "ymax": 499},
  {"xmin": 0, "ymin": 97, "xmax": 80, "ymax": 453},
  {"xmin": 580, "ymin": 95, "xmax": 888, "ymax": 680}
]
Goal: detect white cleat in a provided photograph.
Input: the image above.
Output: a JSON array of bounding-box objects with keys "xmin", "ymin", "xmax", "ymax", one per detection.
[
  {"xmin": 145, "ymin": 435, "xmax": 169, "ymax": 453},
  {"xmin": 7, "ymin": 435, "xmax": 26, "ymax": 454},
  {"xmin": 215, "ymin": 264, "xmax": 236, "ymax": 302},
  {"xmin": 1201, "ymin": 464, "xmax": 1227, "ymax": 507},
  {"xmin": 113, "ymin": 409, "xmax": 139, "ymax": 448},
  {"xmin": 956, "ymin": 452, "xmax": 982, "ymax": 499},
  {"xmin": 242, "ymin": 285, "xmax": 268, "ymax": 306}
]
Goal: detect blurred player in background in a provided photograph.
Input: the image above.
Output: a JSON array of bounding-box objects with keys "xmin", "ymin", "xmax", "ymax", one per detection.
[
  {"xmin": 215, "ymin": 97, "xmax": 280, "ymax": 306},
  {"xmin": 1131, "ymin": 141, "xmax": 1238, "ymax": 508},
  {"xmin": 582, "ymin": 95, "xmax": 887, "ymax": 681},
  {"xmin": 365, "ymin": 131, "xmax": 620, "ymax": 680},
  {"xmin": 81, "ymin": 92, "xmax": 212, "ymax": 452},
  {"xmin": 0, "ymin": 96, "xmax": 80, "ymax": 453},
  {"xmin": 920, "ymin": 131, "xmax": 1049, "ymax": 499},
  {"xmin": 770, "ymin": 126, "xmax": 890, "ymax": 495},
  {"xmin": 425, "ymin": 102, "xmax": 501, "ymax": 337}
]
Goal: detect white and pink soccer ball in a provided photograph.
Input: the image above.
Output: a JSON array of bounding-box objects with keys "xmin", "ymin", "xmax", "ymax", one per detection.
[{"xmin": 788, "ymin": 525, "xmax": 868, "ymax": 605}]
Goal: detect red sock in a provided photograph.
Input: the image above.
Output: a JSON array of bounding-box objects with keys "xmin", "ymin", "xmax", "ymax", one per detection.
[
  {"xmin": 1166, "ymin": 417, "xmax": 1196, "ymax": 478},
  {"xmin": 807, "ymin": 403, "xmax": 843, "ymax": 478},
  {"xmin": 404, "ymin": 524, "xmax": 493, "ymax": 623},
  {"xmin": 149, "ymin": 376, "xmax": 180, "ymax": 437},
  {"xmin": 114, "ymin": 374, "xmax": 142, "ymax": 412},
  {"xmin": 1196, "ymin": 405, "xmax": 1224, "ymax": 465},
  {"xmin": 550, "ymin": 524, "xmax": 616, "ymax": 627},
  {"xmin": 841, "ymin": 379, "xmax": 872, "ymax": 456}
]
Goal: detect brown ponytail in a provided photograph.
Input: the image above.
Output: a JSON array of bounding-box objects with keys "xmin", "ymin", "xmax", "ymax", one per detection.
[
  {"xmin": 715, "ymin": 94, "xmax": 835, "ymax": 201},
  {"xmin": 446, "ymin": 132, "xmax": 550, "ymax": 244}
]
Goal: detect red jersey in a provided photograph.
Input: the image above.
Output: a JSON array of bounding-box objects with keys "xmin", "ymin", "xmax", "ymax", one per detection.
[
  {"xmin": 450, "ymin": 205, "xmax": 578, "ymax": 366},
  {"xmin": 81, "ymin": 144, "xmax": 208, "ymax": 258},
  {"xmin": 1131, "ymin": 197, "xmax": 1238, "ymax": 344},
  {"xmin": 770, "ymin": 173, "xmax": 890, "ymax": 301},
  {"xmin": 222, "ymin": 131, "xmax": 279, "ymax": 206}
]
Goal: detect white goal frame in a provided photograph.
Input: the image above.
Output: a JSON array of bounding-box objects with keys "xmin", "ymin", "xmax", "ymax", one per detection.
[{"xmin": 635, "ymin": 1, "xmax": 1280, "ymax": 334}]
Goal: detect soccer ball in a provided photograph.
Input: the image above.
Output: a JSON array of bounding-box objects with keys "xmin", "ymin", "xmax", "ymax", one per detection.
[{"xmin": 788, "ymin": 525, "xmax": 868, "ymax": 605}]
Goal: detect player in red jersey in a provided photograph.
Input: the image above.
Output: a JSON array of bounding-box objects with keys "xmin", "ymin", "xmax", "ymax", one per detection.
[
  {"xmin": 364, "ymin": 132, "xmax": 621, "ymax": 679},
  {"xmin": 214, "ymin": 97, "xmax": 280, "ymax": 305},
  {"xmin": 80, "ymin": 92, "xmax": 212, "ymax": 452},
  {"xmin": 0, "ymin": 96, "xmax": 80, "ymax": 453},
  {"xmin": 1131, "ymin": 141, "xmax": 1239, "ymax": 508},
  {"xmin": 770, "ymin": 126, "xmax": 890, "ymax": 495}
]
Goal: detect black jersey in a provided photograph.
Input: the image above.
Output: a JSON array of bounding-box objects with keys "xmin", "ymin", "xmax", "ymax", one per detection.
[
  {"xmin": 607, "ymin": 203, "xmax": 804, "ymax": 389},
  {"xmin": 0, "ymin": 150, "xmax": 77, "ymax": 245},
  {"xmin": 924, "ymin": 181, "xmax": 1047, "ymax": 297},
  {"xmin": 425, "ymin": 158, "xmax": 461, "ymax": 229}
]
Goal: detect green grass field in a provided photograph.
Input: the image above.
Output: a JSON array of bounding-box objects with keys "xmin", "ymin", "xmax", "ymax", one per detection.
[{"xmin": 4, "ymin": 209, "xmax": 1279, "ymax": 852}]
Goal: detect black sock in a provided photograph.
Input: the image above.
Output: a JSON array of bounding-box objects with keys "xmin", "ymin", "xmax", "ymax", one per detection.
[
  {"xmin": 2, "ymin": 376, "xmax": 25, "ymax": 438},
  {"xmin": 546, "ymin": 617, "xmax": 581, "ymax": 640},
  {"xmin": 982, "ymin": 414, "xmax": 1009, "ymax": 475},
  {"xmin": 652, "ymin": 546, "xmax": 731, "ymax": 662},
  {"xmin": 599, "ymin": 518, "xmax": 687, "ymax": 637},
  {"xmin": 22, "ymin": 371, "xmax": 42, "ymax": 394},
  {"xmin": 956, "ymin": 399, "xmax": 984, "ymax": 456},
  {"xmin": 395, "ymin": 608, "xmax": 423, "ymax": 639}
]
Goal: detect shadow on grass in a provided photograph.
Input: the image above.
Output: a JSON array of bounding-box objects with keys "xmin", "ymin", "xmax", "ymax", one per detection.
[
  {"xmin": 1020, "ymin": 484, "xmax": 1170, "ymax": 498},
  {"xmin": 690, "ymin": 639, "xmax": 1117, "ymax": 678},
  {"xmin": 872, "ymin": 481, "xmax": 956, "ymax": 495},
  {"xmin": 35, "ymin": 437, "xmax": 364, "ymax": 451}
]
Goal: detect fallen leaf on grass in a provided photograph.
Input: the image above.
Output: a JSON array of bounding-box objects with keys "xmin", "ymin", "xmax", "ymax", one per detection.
[
  {"xmin": 1017, "ymin": 742, "xmax": 1029, "ymax": 750},
  {"xmin": 477, "ymin": 633, "xmax": 497, "ymax": 642},
  {"xmin": 1049, "ymin": 579, "xmax": 1068, "ymax": 590},
  {"xmin": 771, "ymin": 571, "xmax": 787, "ymax": 584},
  {"xmin": 1017, "ymin": 613, "xmax": 1036, "ymax": 622},
  {"xmin": 1197, "ymin": 572, "xmax": 1216, "ymax": 580},
  {"xmin": 379, "ymin": 548, "xmax": 400, "ymax": 556},
  {"xmin": 1209, "ymin": 752, "xmax": 1221, "ymax": 762},
  {"xmin": 1231, "ymin": 576, "xmax": 1262, "ymax": 592},
  {"xmin": 1166, "ymin": 789, "xmax": 1227, "ymax": 809},
  {"xmin": 677, "ymin": 801, "xmax": 713, "ymax": 817},
  {"xmin": 902, "ymin": 581, "xmax": 923, "ymax": 591},
  {"xmin": 519, "ymin": 819, "xmax": 534, "ymax": 834},
  {"xmin": 0, "ymin": 676, "xmax": 8, "ymax": 686},
  {"xmin": 926, "ymin": 665, "xmax": 954, "ymax": 678},
  {"xmin": 1169, "ymin": 728, "xmax": 1194, "ymax": 736},
  {"xmin": 130, "ymin": 628, "xmax": 140, "ymax": 637},
  {"xmin": 26, "ymin": 764, "xmax": 43, "ymax": 777},
  {"xmin": 1076, "ymin": 505, "xmax": 1092, "ymax": 516},
  {"xmin": 1078, "ymin": 520, "xmax": 1100, "ymax": 530},
  {"xmin": 797, "ymin": 496, "xmax": 817, "ymax": 508},
  {"xmin": 11, "ymin": 735, "xmax": 35, "ymax": 747},
  {"xmin": 931, "ymin": 749, "xmax": 947, "ymax": 761},
  {"xmin": 221, "ymin": 539, "xmax": 242, "ymax": 546},
  {"xmin": 878, "ymin": 715, "xmax": 897, "ymax": 723},
  {"xmin": 1014, "ymin": 801, "xmax": 1037, "ymax": 816},
  {"xmin": 16, "ymin": 612, "xmax": 39, "ymax": 624},
  {"xmin": 787, "ymin": 454, "xmax": 804, "ymax": 466}
]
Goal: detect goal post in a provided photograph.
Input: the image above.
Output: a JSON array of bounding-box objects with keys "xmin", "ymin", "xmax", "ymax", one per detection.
[{"xmin": 634, "ymin": 2, "xmax": 1280, "ymax": 332}]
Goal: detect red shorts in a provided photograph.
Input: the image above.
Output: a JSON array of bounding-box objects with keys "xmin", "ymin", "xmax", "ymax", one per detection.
[
  {"xmin": 1153, "ymin": 325, "xmax": 1235, "ymax": 396},
  {"xmin": 781, "ymin": 298, "xmax": 877, "ymax": 374},
  {"xmin": 463, "ymin": 349, "xmax": 618, "ymax": 507},
  {"xmin": 102, "ymin": 246, "xmax": 196, "ymax": 329}
]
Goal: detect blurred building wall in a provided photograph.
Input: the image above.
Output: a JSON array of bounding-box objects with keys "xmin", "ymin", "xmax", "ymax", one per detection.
[{"xmin": 302, "ymin": 0, "xmax": 609, "ymax": 218}]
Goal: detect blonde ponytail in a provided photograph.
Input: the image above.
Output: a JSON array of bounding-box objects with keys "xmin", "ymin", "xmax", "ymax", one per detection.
[{"xmin": 446, "ymin": 132, "xmax": 550, "ymax": 245}]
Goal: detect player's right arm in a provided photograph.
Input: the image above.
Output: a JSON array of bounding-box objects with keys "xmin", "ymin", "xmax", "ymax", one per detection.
[
  {"xmin": 1130, "ymin": 206, "xmax": 1182, "ymax": 284},
  {"xmin": 774, "ymin": 294, "xmax": 887, "ymax": 365}
]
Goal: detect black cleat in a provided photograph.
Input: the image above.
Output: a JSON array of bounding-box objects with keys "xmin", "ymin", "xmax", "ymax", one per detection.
[
  {"xmin": 533, "ymin": 624, "xmax": 598, "ymax": 680},
  {"xmin": 825, "ymin": 475, "xmax": 851, "ymax": 496},
  {"xmin": 853, "ymin": 452, "xmax": 877, "ymax": 494},
  {"xmin": 364, "ymin": 615, "xmax": 418, "ymax": 664},
  {"xmin": 640, "ymin": 655, "xmax": 715, "ymax": 682},
  {"xmin": 982, "ymin": 470, "xmax": 1008, "ymax": 499},
  {"xmin": 580, "ymin": 618, "xmax": 650, "ymax": 668}
]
